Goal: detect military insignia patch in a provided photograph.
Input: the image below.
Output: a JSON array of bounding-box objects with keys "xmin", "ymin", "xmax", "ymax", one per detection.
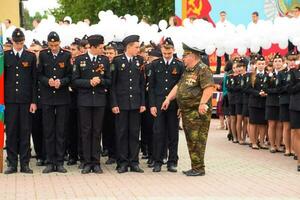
[
  {"xmin": 58, "ymin": 62, "xmax": 65, "ymax": 68},
  {"xmin": 246, "ymin": 76, "xmax": 250, "ymax": 83},
  {"xmin": 275, "ymin": 78, "xmax": 279, "ymax": 86},
  {"xmin": 241, "ymin": 79, "xmax": 244, "ymax": 86},
  {"xmin": 172, "ymin": 68, "xmax": 177, "ymax": 75},
  {"xmin": 96, "ymin": 64, "xmax": 105, "ymax": 74},
  {"xmin": 287, "ymin": 74, "xmax": 291, "ymax": 82},
  {"xmin": 80, "ymin": 61, "xmax": 86, "ymax": 67},
  {"xmin": 22, "ymin": 61, "xmax": 29, "ymax": 67},
  {"xmin": 73, "ymin": 65, "xmax": 76, "ymax": 72},
  {"xmin": 264, "ymin": 77, "xmax": 267, "ymax": 83},
  {"xmin": 147, "ymin": 69, "xmax": 152, "ymax": 77}
]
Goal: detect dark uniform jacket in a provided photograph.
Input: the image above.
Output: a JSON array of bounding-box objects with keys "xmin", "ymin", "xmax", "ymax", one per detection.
[
  {"xmin": 246, "ymin": 72, "xmax": 267, "ymax": 108},
  {"xmin": 4, "ymin": 49, "xmax": 37, "ymax": 104},
  {"xmin": 288, "ymin": 68, "xmax": 300, "ymax": 111},
  {"xmin": 277, "ymin": 68, "xmax": 290, "ymax": 105},
  {"xmin": 264, "ymin": 71, "xmax": 280, "ymax": 107},
  {"xmin": 38, "ymin": 48, "xmax": 72, "ymax": 105},
  {"xmin": 241, "ymin": 73, "xmax": 251, "ymax": 105},
  {"xmin": 226, "ymin": 74, "xmax": 238, "ymax": 105},
  {"xmin": 110, "ymin": 54, "xmax": 145, "ymax": 110},
  {"xmin": 148, "ymin": 58, "xmax": 184, "ymax": 109},
  {"xmin": 72, "ymin": 53, "xmax": 111, "ymax": 107}
]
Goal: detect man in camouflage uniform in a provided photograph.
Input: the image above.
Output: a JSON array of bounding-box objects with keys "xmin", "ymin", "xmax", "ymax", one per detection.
[{"xmin": 161, "ymin": 43, "xmax": 215, "ymax": 176}]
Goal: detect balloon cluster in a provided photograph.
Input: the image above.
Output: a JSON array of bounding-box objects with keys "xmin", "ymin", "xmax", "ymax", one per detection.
[{"xmin": 3, "ymin": 10, "xmax": 300, "ymax": 58}]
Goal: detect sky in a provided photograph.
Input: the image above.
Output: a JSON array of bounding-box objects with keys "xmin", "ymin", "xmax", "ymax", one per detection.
[{"xmin": 23, "ymin": 0, "xmax": 59, "ymax": 16}]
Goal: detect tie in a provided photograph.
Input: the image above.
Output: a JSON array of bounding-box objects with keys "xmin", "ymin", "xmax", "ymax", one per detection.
[
  {"xmin": 16, "ymin": 52, "xmax": 20, "ymax": 60},
  {"xmin": 92, "ymin": 56, "xmax": 96, "ymax": 63},
  {"xmin": 166, "ymin": 61, "xmax": 169, "ymax": 66},
  {"xmin": 129, "ymin": 58, "xmax": 132, "ymax": 64}
]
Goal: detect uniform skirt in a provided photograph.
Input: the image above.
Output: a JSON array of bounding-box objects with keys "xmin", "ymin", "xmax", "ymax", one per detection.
[
  {"xmin": 222, "ymin": 95, "xmax": 230, "ymax": 116},
  {"xmin": 242, "ymin": 103, "xmax": 249, "ymax": 117},
  {"xmin": 265, "ymin": 106, "xmax": 280, "ymax": 121},
  {"xmin": 229, "ymin": 104, "xmax": 236, "ymax": 116},
  {"xmin": 279, "ymin": 104, "xmax": 290, "ymax": 122},
  {"xmin": 249, "ymin": 107, "xmax": 267, "ymax": 125},
  {"xmin": 290, "ymin": 110, "xmax": 300, "ymax": 129},
  {"xmin": 235, "ymin": 103, "xmax": 243, "ymax": 115}
]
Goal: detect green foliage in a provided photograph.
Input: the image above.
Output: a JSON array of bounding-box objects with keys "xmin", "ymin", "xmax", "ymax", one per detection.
[
  {"xmin": 50, "ymin": 0, "xmax": 175, "ymax": 24},
  {"xmin": 23, "ymin": 9, "xmax": 47, "ymax": 30}
]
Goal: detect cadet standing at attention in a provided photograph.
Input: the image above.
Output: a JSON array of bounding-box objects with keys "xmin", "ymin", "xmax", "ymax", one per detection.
[
  {"xmin": 4, "ymin": 28, "xmax": 37, "ymax": 174},
  {"xmin": 111, "ymin": 35, "xmax": 146, "ymax": 173},
  {"xmin": 38, "ymin": 32, "xmax": 72, "ymax": 173},
  {"xmin": 161, "ymin": 43, "xmax": 215, "ymax": 176}
]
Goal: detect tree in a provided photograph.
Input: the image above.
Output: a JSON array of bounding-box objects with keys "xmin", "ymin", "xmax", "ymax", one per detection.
[
  {"xmin": 50, "ymin": 0, "xmax": 175, "ymax": 24},
  {"xmin": 23, "ymin": 9, "xmax": 47, "ymax": 30}
]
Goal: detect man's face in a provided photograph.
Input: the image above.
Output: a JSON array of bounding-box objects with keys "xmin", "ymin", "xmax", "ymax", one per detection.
[
  {"xmin": 80, "ymin": 44, "xmax": 89, "ymax": 54},
  {"xmin": 182, "ymin": 53, "xmax": 194, "ymax": 67},
  {"xmin": 126, "ymin": 42, "xmax": 140, "ymax": 56},
  {"xmin": 48, "ymin": 41, "xmax": 61, "ymax": 54},
  {"xmin": 70, "ymin": 44, "xmax": 80, "ymax": 58},
  {"xmin": 105, "ymin": 49, "xmax": 117, "ymax": 62},
  {"xmin": 256, "ymin": 60, "xmax": 266, "ymax": 71},
  {"xmin": 161, "ymin": 47, "xmax": 174, "ymax": 61},
  {"xmin": 220, "ymin": 13, "xmax": 226, "ymax": 21},
  {"xmin": 12, "ymin": 40, "xmax": 25, "ymax": 51},
  {"xmin": 273, "ymin": 58, "xmax": 283, "ymax": 70},
  {"xmin": 252, "ymin": 14, "xmax": 258, "ymax": 23},
  {"xmin": 90, "ymin": 44, "xmax": 105, "ymax": 55},
  {"xmin": 4, "ymin": 20, "xmax": 10, "ymax": 29}
]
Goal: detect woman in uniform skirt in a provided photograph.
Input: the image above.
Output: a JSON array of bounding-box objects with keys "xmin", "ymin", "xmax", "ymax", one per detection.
[
  {"xmin": 264, "ymin": 53, "xmax": 283, "ymax": 153},
  {"xmin": 287, "ymin": 53, "xmax": 300, "ymax": 171},
  {"xmin": 235, "ymin": 57, "xmax": 249, "ymax": 144},
  {"xmin": 246, "ymin": 55, "xmax": 268, "ymax": 149},
  {"xmin": 223, "ymin": 61, "xmax": 233, "ymax": 140},
  {"xmin": 277, "ymin": 52, "xmax": 296, "ymax": 154},
  {"xmin": 226, "ymin": 58, "xmax": 240, "ymax": 143}
]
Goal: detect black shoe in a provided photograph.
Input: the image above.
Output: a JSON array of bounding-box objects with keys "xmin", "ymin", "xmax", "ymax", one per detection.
[
  {"xmin": 185, "ymin": 169, "xmax": 205, "ymax": 176},
  {"xmin": 56, "ymin": 165, "xmax": 67, "ymax": 173},
  {"xmin": 81, "ymin": 165, "xmax": 92, "ymax": 174},
  {"xmin": 67, "ymin": 159, "xmax": 77, "ymax": 166},
  {"xmin": 105, "ymin": 158, "xmax": 116, "ymax": 165},
  {"xmin": 78, "ymin": 162, "xmax": 84, "ymax": 169},
  {"xmin": 227, "ymin": 132, "xmax": 233, "ymax": 141},
  {"xmin": 294, "ymin": 155, "xmax": 298, "ymax": 160},
  {"xmin": 92, "ymin": 165, "xmax": 103, "ymax": 174},
  {"xmin": 36, "ymin": 159, "xmax": 44, "ymax": 166},
  {"xmin": 4, "ymin": 166, "xmax": 17, "ymax": 174},
  {"xmin": 101, "ymin": 150, "xmax": 109, "ymax": 157},
  {"xmin": 117, "ymin": 165, "xmax": 128, "ymax": 173},
  {"xmin": 298, "ymin": 165, "xmax": 300, "ymax": 172},
  {"xmin": 182, "ymin": 169, "xmax": 193, "ymax": 175},
  {"xmin": 42, "ymin": 164, "xmax": 55, "ymax": 173},
  {"xmin": 167, "ymin": 165, "xmax": 177, "ymax": 173},
  {"xmin": 130, "ymin": 165, "xmax": 144, "ymax": 173},
  {"xmin": 20, "ymin": 165, "xmax": 33, "ymax": 174},
  {"xmin": 152, "ymin": 165, "xmax": 161, "ymax": 172}
]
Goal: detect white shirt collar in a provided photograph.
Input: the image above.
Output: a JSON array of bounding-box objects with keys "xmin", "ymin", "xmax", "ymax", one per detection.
[
  {"xmin": 125, "ymin": 53, "xmax": 133, "ymax": 62},
  {"xmin": 13, "ymin": 48, "xmax": 23, "ymax": 57},
  {"xmin": 256, "ymin": 69, "xmax": 264, "ymax": 74},
  {"xmin": 163, "ymin": 57, "xmax": 173, "ymax": 65},
  {"xmin": 88, "ymin": 51, "xmax": 97, "ymax": 61}
]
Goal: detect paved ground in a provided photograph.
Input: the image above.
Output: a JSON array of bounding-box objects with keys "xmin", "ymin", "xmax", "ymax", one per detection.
[{"xmin": 0, "ymin": 119, "xmax": 299, "ymax": 200}]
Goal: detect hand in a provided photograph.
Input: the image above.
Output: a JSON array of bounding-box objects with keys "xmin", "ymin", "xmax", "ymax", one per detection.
[
  {"xmin": 259, "ymin": 90, "xmax": 267, "ymax": 97},
  {"xmin": 29, "ymin": 103, "xmax": 37, "ymax": 113},
  {"xmin": 150, "ymin": 107, "xmax": 157, "ymax": 117},
  {"xmin": 54, "ymin": 79, "xmax": 61, "ymax": 89},
  {"xmin": 161, "ymin": 99, "xmax": 170, "ymax": 111},
  {"xmin": 93, "ymin": 77, "xmax": 101, "ymax": 85},
  {"xmin": 112, "ymin": 106, "xmax": 120, "ymax": 114},
  {"xmin": 198, "ymin": 104, "xmax": 208, "ymax": 115},
  {"xmin": 48, "ymin": 78, "xmax": 55, "ymax": 87},
  {"xmin": 140, "ymin": 106, "xmax": 146, "ymax": 113}
]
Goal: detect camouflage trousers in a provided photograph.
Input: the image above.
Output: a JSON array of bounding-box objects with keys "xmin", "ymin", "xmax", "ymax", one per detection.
[{"xmin": 181, "ymin": 108, "xmax": 211, "ymax": 172}]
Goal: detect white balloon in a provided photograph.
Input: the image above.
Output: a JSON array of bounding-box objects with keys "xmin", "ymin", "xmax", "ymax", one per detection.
[
  {"xmin": 98, "ymin": 11, "xmax": 106, "ymax": 20},
  {"xmin": 216, "ymin": 48, "xmax": 225, "ymax": 57},
  {"xmin": 158, "ymin": 20, "xmax": 168, "ymax": 30},
  {"xmin": 278, "ymin": 40, "xmax": 288, "ymax": 49},
  {"xmin": 205, "ymin": 45, "xmax": 215, "ymax": 55},
  {"xmin": 250, "ymin": 45, "xmax": 260, "ymax": 53}
]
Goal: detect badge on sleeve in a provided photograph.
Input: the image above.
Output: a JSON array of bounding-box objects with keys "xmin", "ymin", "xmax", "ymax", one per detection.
[{"xmin": 80, "ymin": 61, "xmax": 86, "ymax": 67}]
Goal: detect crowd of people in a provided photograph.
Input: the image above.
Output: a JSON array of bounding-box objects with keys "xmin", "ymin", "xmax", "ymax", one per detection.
[
  {"xmin": 3, "ymin": 24, "xmax": 214, "ymax": 177},
  {"xmin": 218, "ymin": 51, "xmax": 300, "ymax": 172}
]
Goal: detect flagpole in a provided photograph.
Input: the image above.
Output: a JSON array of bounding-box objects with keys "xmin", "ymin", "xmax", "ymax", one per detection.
[{"xmin": 0, "ymin": 24, "xmax": 4, "ymax": 173}]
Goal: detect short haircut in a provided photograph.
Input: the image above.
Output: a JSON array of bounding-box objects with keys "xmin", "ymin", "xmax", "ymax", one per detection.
[
  {"xmin": 33, "ymin": 19, "xmax": 41, "ymax": 23},
  {"xmin": 252, "ymin": 11, "xmax": 259, "ymax": 16},
  {"xmin": 5, "ymin": 19, "xmax": 11, "ymax": 24},
  {"xmin": 220, "ymin": 11, "xmax": 226, "ymax": 15}
]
